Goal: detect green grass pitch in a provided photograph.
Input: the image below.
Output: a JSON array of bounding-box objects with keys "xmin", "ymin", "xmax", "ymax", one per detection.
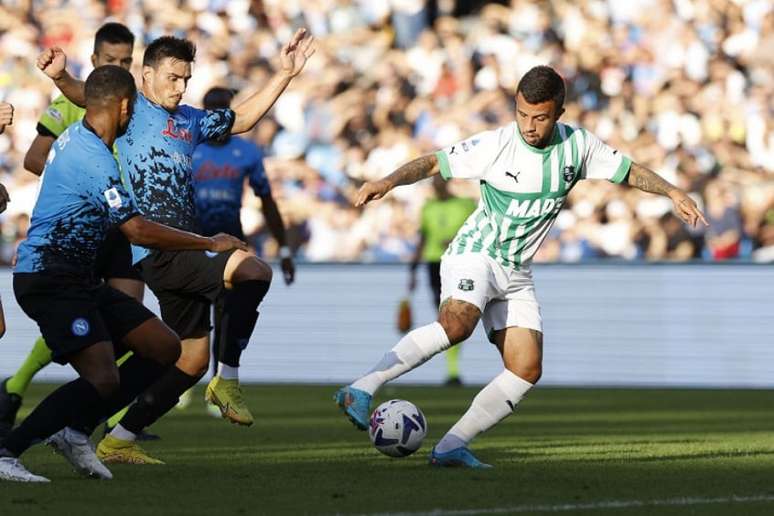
[{"xmin": 1, "ymin": 384, "xmax": 774, "ymax": 515}]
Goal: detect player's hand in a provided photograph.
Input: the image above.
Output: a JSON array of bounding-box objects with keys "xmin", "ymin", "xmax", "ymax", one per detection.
[
  {"xmin": 208, "ymin": 233, "xmax": 248, "ymax": 252},
  {"xmin": 669, "ymin": 190, "xmax": 708, "ymax": 228},
  {"xmin": 0, "ymin": 102, "xmax": 13, "ymax": 134},
  {"xmin": 355, "ymin": 180, "xmax": 392, "ymax": 207},
  {"xmin": 0, "ymin": 183, "xmax": 10, "ymax": 213},
  {"xmin": 279, "ymin": 28, "xmax": 316, "ymax": 78},
  {"xmin": 37, "ymin": 47, "xmax": 67, "ymax": 80},
  {"xmin": 281, "ymin": 257, "xmax": 295, "ymax": 285}
]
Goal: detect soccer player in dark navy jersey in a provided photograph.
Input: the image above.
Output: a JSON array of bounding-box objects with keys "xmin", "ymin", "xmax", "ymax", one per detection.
[
  {"xmin": 192, "ymin": 87, "xmax": 295, "ymax": 403},
  {"xmin": 0, "ymin": 66, "xmax": 246, "ymax": 482},
  {"xmin": 37, "ymin": 29, "xmax": 316, "ymax": 463}
]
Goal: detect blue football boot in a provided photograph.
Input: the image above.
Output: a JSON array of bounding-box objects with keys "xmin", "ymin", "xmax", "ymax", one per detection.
[
  {"xmin": 333, "ymin": 386, "xmax": 371, "ymax": 431},
  {"xmin": 429, "ymin": 446, "xmax": 493, "ymax": 469}
]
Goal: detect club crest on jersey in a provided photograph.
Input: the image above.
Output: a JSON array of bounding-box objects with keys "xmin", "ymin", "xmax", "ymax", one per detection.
[
  {"xmin": 104, "ymin": 187, "xmax": 122, "ymax": 209},
  {"xmin": 458, "ymin": 279, "xmax": 474, "ymax": 291},
  {"xmin": 161, "ymin": 118, "xmax": 192, "ymax": 143},
  {"xmin": 563, "ymin": 165, "xmax": 576, "ymax": 182}
]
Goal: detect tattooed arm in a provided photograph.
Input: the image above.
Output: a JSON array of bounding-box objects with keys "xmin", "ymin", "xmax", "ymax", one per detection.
[
  {"xmin": 627, "ymin": 162, "xmax": 708, "ymax": 227},
  {"xmin": 354, "ymin": 154, "xmax": 440, "ymax": 207}
]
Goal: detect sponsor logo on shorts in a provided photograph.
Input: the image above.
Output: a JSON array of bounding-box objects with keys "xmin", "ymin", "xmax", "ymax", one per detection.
[
  {"xmin": 205, "ymin": 251, "xmax": 219, "ymax": 258},
  {"xmin": 458, "ymin": 279, "xmax": 474, "ymax": 291},
  {"xmin": 71, "ymin": 318, "xmax": 90, "ymax": 337}
]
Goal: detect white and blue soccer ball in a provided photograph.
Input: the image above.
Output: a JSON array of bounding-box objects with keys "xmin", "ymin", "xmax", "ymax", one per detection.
[{"xmin": 368, "ymin": 399, "xmax": 427, "ymax": 458}]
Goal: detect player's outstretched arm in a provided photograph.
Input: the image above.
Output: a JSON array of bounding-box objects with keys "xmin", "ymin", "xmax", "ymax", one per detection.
[
  {"xmin": 627, "ymin": 162, "xmax": 708, "ymax": 227},
  {"xmin": 36, "ymin": 47, "xmax": 86, "ymax": 108},
  {"xmin": 120, "ymin": 215, "xmax": 248, "ymax": 252},
  {"xmin": 231, "ymin": 29, "xmax": 316, "ymax": 134},
  {"xmin": 355, "ymin": 154, "xmax": 440, "ymax": 207}
]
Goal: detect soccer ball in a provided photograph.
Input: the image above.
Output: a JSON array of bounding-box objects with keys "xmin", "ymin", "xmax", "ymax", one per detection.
[{"xmin": 368, "ymin": 399, "xmax": 427, "ymax": 457}]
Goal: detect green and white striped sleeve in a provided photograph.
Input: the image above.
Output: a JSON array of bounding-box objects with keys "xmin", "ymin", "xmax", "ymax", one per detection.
[
  {"xmin": 579, "ymin": 129, "xmax": 632, "ymax": 184},
  {"xmin": 435, "ymin": 128, "xmax": 499, "ymax": 181}
]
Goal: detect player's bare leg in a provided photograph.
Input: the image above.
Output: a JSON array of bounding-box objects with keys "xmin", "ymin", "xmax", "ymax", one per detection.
[
  {"xmin": 431, "ymin": 326, "xmax": 542, "ymax": 468},
  {"xmin": 205, "ymin": 250, "xmax": 272, "ymax": 426},
  {"xmin": 336, "ymin": 299, "xmax": 479, "ymax": 430}
]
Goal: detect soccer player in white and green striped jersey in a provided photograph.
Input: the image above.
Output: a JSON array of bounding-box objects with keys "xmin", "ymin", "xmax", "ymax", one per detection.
[{"xmin": 335, "ymin": 65, "xmax": 707, "ymax": 468}]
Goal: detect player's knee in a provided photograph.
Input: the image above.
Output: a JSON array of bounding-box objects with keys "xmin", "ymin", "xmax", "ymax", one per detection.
[
  {"xmin": 235, "ymin": 255, "xmax": 273, "ymax": 284},
  {"xmin": 506, "ymin": 360, "xmax": 542, "ymax": 385},
  {"xmin": 177, "ymin": 346, "xmax": 209, "ymax": 378},
  {"xmin": 156, "ymin": 334, "xmax": 181, "ymax": 366},
  {"xmin": 89, "ymin": 369, "xmax": 121, "ymax": 398},
  {"xmin": 437, "ymin": 317, "xmax": 475, "ymax": 344}
]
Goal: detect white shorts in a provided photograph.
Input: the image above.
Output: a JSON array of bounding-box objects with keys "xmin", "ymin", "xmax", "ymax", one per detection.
[{"xmin": 439, "ymin": 253, "xmax": 542, "ymax": 342}]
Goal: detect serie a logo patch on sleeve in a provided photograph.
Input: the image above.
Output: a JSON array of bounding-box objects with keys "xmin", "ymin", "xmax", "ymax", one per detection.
[{"xmin": 104, "ymin": 187, "xmax": 123, "ymax": 209}]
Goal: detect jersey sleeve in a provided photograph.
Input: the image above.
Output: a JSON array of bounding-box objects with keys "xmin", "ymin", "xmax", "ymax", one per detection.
[
  {"xmin": 434, "ymin": 128, "xmax": 501, "ymax": 181},
  {"xmin": 91, "ymin": 156, "xmax": 140, "ymax": 226},
  {"xmin": 579, "ymin": 129, "xmax": 632, "ymax": 184},
  {"xmin": 38, "ymin": 95, "xmax": 80, "ymax": 137},
  {"xmin": 191, "ymin": 107, "xmax": 236, "ymax": 145},
  {"xmin": 247, "ymin": 145, "xmax": 271, "ymax": 197}
]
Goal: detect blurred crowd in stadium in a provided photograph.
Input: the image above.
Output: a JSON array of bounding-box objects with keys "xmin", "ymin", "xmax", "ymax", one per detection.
[{"xmin": 0, "ymin": 0, "xmax": 771, "ymax": 264}]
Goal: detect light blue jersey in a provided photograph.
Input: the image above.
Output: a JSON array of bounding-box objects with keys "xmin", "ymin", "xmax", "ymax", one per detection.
[
  {"xmin": 116, "ymin": 93, "xmax": 234, "ymax": 263},
  {"xmin": 16, "ymin": 121, "xmax": 139, "ymax": 280}
]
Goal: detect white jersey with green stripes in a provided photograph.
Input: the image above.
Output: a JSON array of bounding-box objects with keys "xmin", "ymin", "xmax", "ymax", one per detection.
[{"xmin": 435, "ymin": 122, "xmax": 631, "ymax": 269}]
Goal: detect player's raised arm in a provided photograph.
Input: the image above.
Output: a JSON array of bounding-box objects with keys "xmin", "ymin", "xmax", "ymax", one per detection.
[
  {"xmin": 626, "ymin": 162, "xmax": 708, "ymax": 228},
  {"xmin": 355, "ymin": 154, "xmax": 440, "ymax": 207},
  {"xmin": 230, "ymin": 29, "xmax": 316, "ymax": 134},
  {"xmin": 37, "ymin": 47, "xmax": 86, "ymax": 108}
]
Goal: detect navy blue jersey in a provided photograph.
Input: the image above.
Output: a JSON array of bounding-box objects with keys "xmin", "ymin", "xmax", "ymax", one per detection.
[
  {"xmin": 16, "ymin": 121, "xmax": 139, "ymax": 280},
  {"xmin": 116, "ymin": 93, "xmax": 234, "ymax": 263},
  {"xmin": 192, "ymin": 136, "xmax": 270, "ymax": 239}
]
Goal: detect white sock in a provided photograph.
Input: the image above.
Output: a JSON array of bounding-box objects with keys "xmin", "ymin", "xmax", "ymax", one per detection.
[
  {"xmin": 217, "ymin": 363, "xmax": 239, "ymax": 380},
  {"xmin": 109, "ymin": 423, "xmax": 137, "ymax": 443},
  {"xmin": 435, "ymin": 369, "xmax": 533, "ymax": 453},
  {"xmin": 351, "ymin": 322, "xmax": 451, "ymax": 395}
]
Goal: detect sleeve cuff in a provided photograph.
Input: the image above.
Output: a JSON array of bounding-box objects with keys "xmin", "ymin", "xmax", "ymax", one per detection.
[
  {"xmin": 610, "ymin": 157, "xmax": 632, "ymax": 184},
  {"xmin": 435, "ymin": 151, "xmax": 452, "ymax": 180},
  {"xmin": 116, "ymin": 211, "xmax": 140, "ymax": 227},
  {"xmin": 36, "ymin": 122, "xmax": 59, "ymax": 139}
]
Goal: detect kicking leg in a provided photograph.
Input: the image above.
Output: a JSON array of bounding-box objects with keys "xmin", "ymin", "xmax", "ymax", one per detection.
[
  {"xmin": 205, "ymin": 251, "xmax": 271, "ymax": 426},
  {"xmin": 431, "ymin": 326, "xmax": 542, "ymax": 468},
  {"xmin": 336, "ymin": 298, "xmax": 480, "ymax": 430}
]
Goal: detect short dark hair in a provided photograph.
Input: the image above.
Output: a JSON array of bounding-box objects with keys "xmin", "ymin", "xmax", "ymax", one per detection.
[
  {"xmin": 143, "ymin": 36, "xmax": 196, "ymax": 67},
  {"xmin": 517, "ymin": 65, "xmax": 565, "ymax": 109},
  {"xmin": 93, "ymin": 22, "xmax": 135, "ymax": 54},
  {"xmin": 203, "ymin": 87, "xmax": 234, "ymax": 110},
  {"xmin": 85, "ymin": 65, "xmax": 136, "ymax": 106}
]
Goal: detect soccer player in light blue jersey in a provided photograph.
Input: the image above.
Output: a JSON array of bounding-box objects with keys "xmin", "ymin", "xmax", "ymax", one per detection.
[
  {"xmin": 0, "ymin": 66, "xmax": 246, "ymax": 482},
  {"xmin": 37, "ymin": 29, "xmax": 315, "ymax": 464}
]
